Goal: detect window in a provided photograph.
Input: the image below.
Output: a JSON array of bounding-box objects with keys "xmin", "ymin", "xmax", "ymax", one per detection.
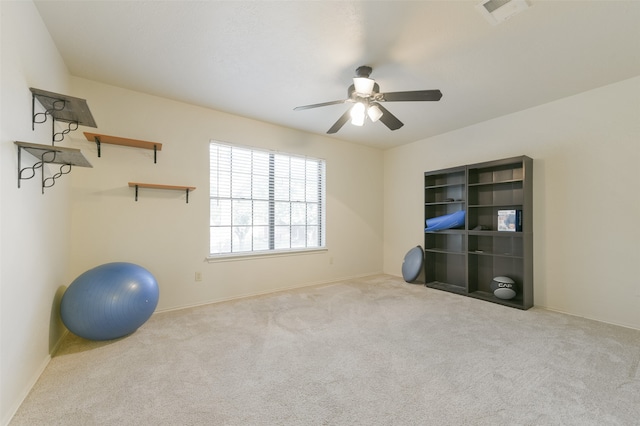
[{"xmin": 209, "ymin": 141, "xmax": 326, "ymax": 256}]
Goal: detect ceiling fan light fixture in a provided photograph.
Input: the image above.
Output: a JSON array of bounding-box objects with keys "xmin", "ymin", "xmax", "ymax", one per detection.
[
  {"xmin": 350, "ymin": 102, "xmax": 366, "ymax": 126},
  {"xmin": 353, "ymin": 77, "xmax": 375, "ymax": 96},
  {"xmin": 367, "ymin": 104, "xmax": 383, "ymax": 122},
  {"xmin": 294, "ymin": 65, "xmax": 442, "ymax": 134}
]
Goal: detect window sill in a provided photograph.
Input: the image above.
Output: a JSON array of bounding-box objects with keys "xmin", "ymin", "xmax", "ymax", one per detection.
[{"xmin": 206, "ymin": 247, "xmax": 328, "ymax": 263}]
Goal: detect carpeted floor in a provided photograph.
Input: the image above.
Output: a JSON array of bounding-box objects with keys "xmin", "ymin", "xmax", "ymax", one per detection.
[{"xmin": 10, "ymin": 275, "xmax": 640, "ymax": 425}]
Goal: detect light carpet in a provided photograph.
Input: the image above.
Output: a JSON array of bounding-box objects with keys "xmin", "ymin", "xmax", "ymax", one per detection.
[{"xmin": 10, "ymin": 275, "xmax": 640, "ymax": 425}]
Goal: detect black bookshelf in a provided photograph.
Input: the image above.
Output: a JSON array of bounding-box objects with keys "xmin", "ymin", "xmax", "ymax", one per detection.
[{"xmin": 424, "ymin": 156, "xmax": 533, "ymax": 309}]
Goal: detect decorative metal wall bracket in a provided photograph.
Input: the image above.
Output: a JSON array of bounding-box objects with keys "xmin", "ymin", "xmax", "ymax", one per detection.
[
  {"xmin": 30, "ymin": 88, "xmax": 97, "ymax": 144},
  {"xmin": 15, "ymin": 141, "xmax": 93, "ymax": 194}
]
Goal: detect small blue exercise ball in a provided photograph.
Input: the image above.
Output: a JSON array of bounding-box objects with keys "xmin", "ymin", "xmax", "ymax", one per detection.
[
  {"xmin": 402, "ymin": 245, "xmax": 424, "ymax": 283},
  {"xmin": 61, "ymin": 262, "xmax": 159, "ymax": 341}
]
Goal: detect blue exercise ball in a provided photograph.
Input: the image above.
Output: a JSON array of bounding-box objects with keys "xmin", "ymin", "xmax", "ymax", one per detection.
[
  {"xmin": 402, "ymin": 245, "xmax": 424, "ymax": 283},
  {"xmin": 61, "ymin": 262, "xmax": 159, "ymax": 341}
]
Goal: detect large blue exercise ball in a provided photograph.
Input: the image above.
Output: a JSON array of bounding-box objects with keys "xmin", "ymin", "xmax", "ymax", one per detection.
[{"xmin": 60, "ymin": 262, "xmax": 159, "ymax": 341}]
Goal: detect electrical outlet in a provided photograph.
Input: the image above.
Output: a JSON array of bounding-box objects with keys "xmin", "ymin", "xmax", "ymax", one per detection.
[
  {"xmin": 329, "ymin": 257, "xmax": 334, "ymax": 265},
  {"xmin": 195, "ymin": 272, "xmax": 202, "ymax": 282}
]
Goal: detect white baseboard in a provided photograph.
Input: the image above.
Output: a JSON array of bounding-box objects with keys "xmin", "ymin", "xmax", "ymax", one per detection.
[
  {"xmin": 3, "ymin": 354, "xmax": 50, "ymax": 426},
  {"xmin": 3, "ymin": 329, "xmax": 69, "ymax": 426},
  {"xmin": 535, "ymin": 305, "xmax": 640, "ymax": 332},
  {"xmin": 155, "ymin": 271, "xmax": 385, "ymax": 314}
]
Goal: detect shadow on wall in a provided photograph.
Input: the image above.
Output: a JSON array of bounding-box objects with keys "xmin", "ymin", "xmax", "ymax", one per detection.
[
  {"xmin": 49, "ymin": 284, "xmax": 127, "ymax": 356},
  {"xmin": 49, "ymin": 285, "xmax": 68, "ymax": 353}
]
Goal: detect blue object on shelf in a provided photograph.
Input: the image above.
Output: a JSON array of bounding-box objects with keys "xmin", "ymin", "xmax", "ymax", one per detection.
[{"xmin": 425, "ymin": 210, "xmax": 465, "ymax": 232}]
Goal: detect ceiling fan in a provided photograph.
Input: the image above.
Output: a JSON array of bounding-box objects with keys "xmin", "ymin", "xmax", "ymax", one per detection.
[{"xmin": 294, "ymin": 66, "xmax": 443, "ymax": 134}]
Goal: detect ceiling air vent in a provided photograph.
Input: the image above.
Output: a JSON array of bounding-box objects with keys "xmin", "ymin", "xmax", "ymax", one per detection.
[{"xmin": 476, "ymin": 0, "xmax": 530, "ymax": 25}]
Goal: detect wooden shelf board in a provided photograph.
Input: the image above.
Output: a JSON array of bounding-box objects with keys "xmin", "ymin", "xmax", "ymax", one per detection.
[
  {"xmin": 468, "ymin": 230, "xmax": 524, "ymax": 237},
  {"xmin": 128, "ymin": 182, "xmax": 196, "ymax": 191},
  {"xmin": 84, "ymin": 132, "xmax": 162, "ymax": 151},
  {"xmin": 424, "ymin": 182, "xmax": 465, "ymax": 189},
  {"xmin": 468, "ymin": 178, "xmax": 523, "ymax": 187},
  {"xmin": 425, "ymin": 201, "xmax": 465, "ymax": 206},
  {"xmin": 424, "ymin": 248, "xmax": 465, "ymax": 255},
  {"xmin": 468, "ymin": 250, "xmax": 524, "ymax": 259},
  {"xmin": 15, "ymin": 141, "xmax": 93, "ymax": 168}
]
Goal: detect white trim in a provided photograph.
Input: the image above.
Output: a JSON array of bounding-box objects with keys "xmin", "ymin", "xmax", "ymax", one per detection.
[
  {"xmin": 206, "ymin": 247, "xmax": 327, "ymax": 263},
  {"xmin": 5, "ymin": 352, "xmax": 49, "ymax": 425},
  {"xmin": 154, "ymin": 272, "xmax": 384, "ymax": 314},
  {"xmin": 536, "ymin": 305, "xmax": 640, "ymax": 332},
  {"xmin": 5, "ymin": 329, "xmax": 70, "ymax": 425}
]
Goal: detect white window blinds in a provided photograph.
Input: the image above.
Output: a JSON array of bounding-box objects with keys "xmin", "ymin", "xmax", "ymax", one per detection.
[{"xmin": 209, "ymin": 141, "xmax": 326, "ymax": 256}]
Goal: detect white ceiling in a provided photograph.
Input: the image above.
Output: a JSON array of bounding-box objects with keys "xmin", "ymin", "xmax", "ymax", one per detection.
[{"xmin": 34, "ymin": 0, "xmax": 640, "ymax": 149}]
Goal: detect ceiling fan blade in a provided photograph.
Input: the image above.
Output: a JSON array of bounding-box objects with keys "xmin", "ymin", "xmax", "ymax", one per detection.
[
  {"xmin": 294, "ymin": 99, "xmax": 347, "ymax": 111},
  {"xmin": 379, "ymin": 90, "xmax": 443, "ymax": 102},
  {"xmin": 327, "ymin": 109, "xmax": 352, "ymax": 134},
  {"xmin": 375, "ymin": 103, "xmax": 404, "ymax": 131}
]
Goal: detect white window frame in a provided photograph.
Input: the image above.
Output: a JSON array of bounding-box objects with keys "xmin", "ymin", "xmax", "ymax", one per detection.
[{"xmin": 208, "ymin": 140, "xmax": 326, "ymax": 259}]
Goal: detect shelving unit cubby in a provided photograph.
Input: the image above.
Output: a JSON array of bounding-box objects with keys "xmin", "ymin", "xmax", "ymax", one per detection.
[{"xmin": 424, "ymin": 156, "xmax": 533, "ymax": 309}]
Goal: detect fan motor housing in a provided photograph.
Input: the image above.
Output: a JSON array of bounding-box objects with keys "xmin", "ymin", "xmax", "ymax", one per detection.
[{"xmin": 355, "ymin": 65, "xmax": 372, "ymax": 78}]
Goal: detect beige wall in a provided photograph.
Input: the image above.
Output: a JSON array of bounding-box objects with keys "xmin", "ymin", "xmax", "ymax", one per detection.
[
  {"xmin": 2, "ymin": 1, "xmax": 638, "ymax": 423},
  {"xmin": 1, "ymin": 4, "xmax": 384, "ymax": 422},
  {"xmin": 384, "ymin": 76, "xmax": 640, "ymax": 329},
  {"xmin": 65, "ymin": 77, "xmax": 384, "ymax": 313},
  {"xmin": 0, "ymin": 2, "xmax": 72, "ymax": 423}
]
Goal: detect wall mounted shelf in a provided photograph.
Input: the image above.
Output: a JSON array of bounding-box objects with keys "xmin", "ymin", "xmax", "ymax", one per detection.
[
  {"xmin": 83, "ymin": 132, "xmax": 162, "ymax": 163},
  {"xmin": 15, "ymin": 141, "xmax": 93, "ymax": 193},
  {"xmin": 30, "ymin": 88, "xmax": 97, "ymax": 143},
  {"xmin": 128, "ymin": 182, "xmax": 195, "ymax": 203}
]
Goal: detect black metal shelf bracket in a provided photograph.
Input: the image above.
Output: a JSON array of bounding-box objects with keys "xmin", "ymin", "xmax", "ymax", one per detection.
[
  {"xmin": 32, "ymin": 93, "xmax": 80, "ymax": 144},
  {"xmin": 43, "ymin": 163, "xmax": 72, "ymax": 190},
  {"xmin": 53, "ymin": 120, "xmax": 79, "ymax": 143},
  {"xmin": 17, "ymin": 145, "xmax": 39, "ymax": 186},
  {"xmin": 32, "ymin": 96, "xmax": 64, "ymax": 128},
  {"xmin": 94, "ymin": 135, "xmax": 102, "ymax": 157},
  {"xmin": 30, "ymin": 88, "xmax": 97, "ymax": 144},
  {"xmin": 17, "ymin": 145, "xmax": 72, "ymax": 194},
  {"xmin": 15, "ymin": 141, "xmax": 92, "ymax": 194}
]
